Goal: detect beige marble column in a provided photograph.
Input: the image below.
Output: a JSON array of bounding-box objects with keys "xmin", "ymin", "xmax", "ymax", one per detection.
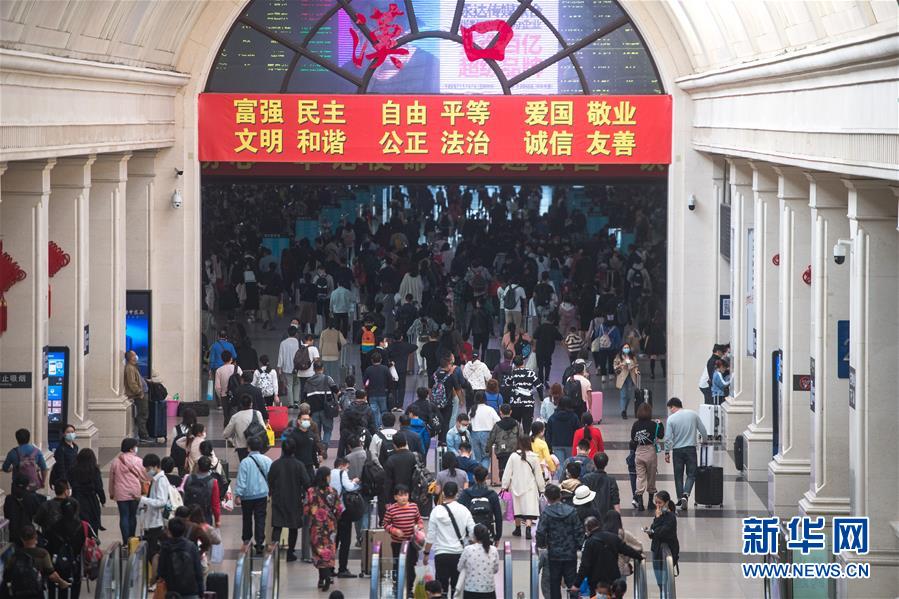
[
  {"xmin": 713, "ymin": 158, "xmax": 731, "ymax": 344},
  {"xmin": 48, "ymin": 155, "xmax": 99, "ymax": 448},
  {"xmin": 87, "ymin": 153, "xmax": 131, "ymax": 443},
  {"xmin": 767, "ymin": 167, "xmax": 812, "ymax": 518},
  {"xmin": 799, "ymin": 173, "xmax": 850, "ymax": 519},
  {"xmin": 125, "ymin": 151, "xmax": 157, "ymax": 290},
  {"xmin": 838, "ymin": 181, "xmax": 899, "ymax": 598},
  {"xmin": 0, "ymin": 159, "xmax": 54, "ymax": 460},
  {"xmin": 742, "ymin": 163, "xmax": 778, "ymax": 482},
  {"xmin": 723, "ymin": 159, "xmax": 755, "ymax": 445}
]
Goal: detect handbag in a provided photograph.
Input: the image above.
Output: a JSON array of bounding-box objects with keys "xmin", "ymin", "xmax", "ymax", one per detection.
[
  {"xmin": 498, "ymin": 489, "xmax": 515, "ymax": 522},
  {"xmin": 265, "ymin": 423, "xmax": 275, "ymax": 448}
]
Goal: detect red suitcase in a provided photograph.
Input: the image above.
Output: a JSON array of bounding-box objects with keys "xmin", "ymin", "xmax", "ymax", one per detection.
[
  {"xmin": 590, "ymin": 391, "xmax": 603, "ymax": 424},
  {"xmin": 266, "ymin": 406, "xmax": 289, "ymax": 436}
]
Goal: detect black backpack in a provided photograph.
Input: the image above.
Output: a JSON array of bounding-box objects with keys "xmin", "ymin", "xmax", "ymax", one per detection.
[
  {"xmin": 534, "ymin": 283, "xmax": 552, "ymax": 307},
  {"xmin": 324, "ymin": 391, "xmax": 340, "ymax": 419},
  {"xmin": 4, "ymin": 549, "xmax": 44, "ymax": 598},
  {"xmin": 183, "ymin": 475, "xmax": 214, "ymax": 520},
  {"xmin": 170, "ymin": 423, "xmax": 191, "ymax": 473},
  {"xmin": 564, "ymin": 377, "xmax": 582, "ymax": 405},
  {"xmin": 631, "ymin": 269, "xmax": 644, "ymax": 288},
  {"xmin": 226, "ymin": 370, "xmax": 242, "ymax": 399},
  {"xmin": 410, "ymin": 455, "xmax": 435, "ymax": 518},
  {"xmin": 469, "ymin": 496, "xmax": 495, "ymax": 540},
  {"xmin": 293, "ymin": 344, "xmax": 312, "ymax": 372},
  {"xmin": 360, "ymin": 456, "xmax": 385, "ymax": 499},
  {"xmin": 167, "ymin": 546, "xmax": 199, "ymax": 595},
  {"xmin": 502, "ymin": 285, "xmax": 519, "ymax": 310},
  {"xmin": 342, "ymin": 489, "xmax": 367, "ymax": 520},
  {"xmin": 244, "ymin": 412, "xmax": 270, "ymax": 453},
  {"xmin": 376, "ymin": 432, "xmax": 396, "ymax": 466}
]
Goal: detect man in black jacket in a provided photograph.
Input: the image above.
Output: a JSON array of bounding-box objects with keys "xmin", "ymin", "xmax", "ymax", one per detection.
[
  {"xmin": 232, "ymin": 371, "xmax": 268, "ymax": 424},
  {"xmin": 383, "ymin": 434, "xmax": 418, "ymax": 504},
  {"xmin": 580, "ymin": 452, "xmax": 620, "ymax": 519},
  {"xmin": 458, "ymin": 466, "xmax": 503, "ymax": 542},
  {"xmin": 536, "ymin": 484, "xmax": 584, "ymax": 599},
  {"xmin": 158, "ymin": 517, "xmax": 204, "ymax": 597},
  {"xmin": 338, "ymin": 389, "xmax": 376, "ymax": 458},
  {"xmin": 386, "ymin": 336, "xmax": 417, "ymax": 410},
  {"xmin": 577, "ymin": 516, "xmax": 643, "ymax": 592}
]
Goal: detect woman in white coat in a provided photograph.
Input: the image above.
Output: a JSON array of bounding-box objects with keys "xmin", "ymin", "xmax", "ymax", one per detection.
[{"xmin": 501, "ymin": 435, "xmax": 546, "ymax": 540}]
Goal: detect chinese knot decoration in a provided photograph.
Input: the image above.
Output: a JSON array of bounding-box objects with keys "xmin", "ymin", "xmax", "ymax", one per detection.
[
  {"xmin": 350, "ymin": 3, "xmax": 408, "ymax": 69},
  {"xmin": 772, "ymin": 254, "xmax": 780, "ymax": 266},
  {"xmin": 48, "ymin": 241, "xmax": 71, "ymax": 318},
  {"xmin": 460, "ymin": 20, "xmax": 514, "ymax": 62},
  {"xmin": 802, "ymin": 265, "xmax": 812, "ymax": 286},
  {"xmin": 0, "ymin": 240, "xmax": 28, "ymax": 336}
]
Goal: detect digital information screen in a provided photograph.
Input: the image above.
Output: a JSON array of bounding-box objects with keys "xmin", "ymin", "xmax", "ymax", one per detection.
[{"xmin": 125, "ymin": 290, "xmax": 152, "ymax": 378}]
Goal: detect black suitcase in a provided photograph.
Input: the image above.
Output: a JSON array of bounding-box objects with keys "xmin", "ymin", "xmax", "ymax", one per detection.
[
  {"xmin": 484, "ymin": 348, "xmax": 501, "ymax": 371},
  {"xmin": 205, "ymin": 572, "xmax": 229, "ymax": 599},
  {"xmin": 633, "ymin": 387, "xmax": 652, "ymax": 417},
  {"xmin": 694, "ymin": 443, "xmax": 724, "ymax": 507},
  {"xmin": 146, "ymin": 399, "xmax": 168, "ymax": 441},
  {"xmin": 734, "ymin": 434, "xmax": 745, "ymax": 473},
  {"xmin": 178, "ymin": 401, "xmax": 210, "ymax": 417}
]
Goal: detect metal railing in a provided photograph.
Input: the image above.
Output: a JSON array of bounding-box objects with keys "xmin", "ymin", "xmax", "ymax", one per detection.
[
  {"xmin": 502, "ymin": 541, "xmax": 513, "ymax": 599},
  {"xmin": 369, "ymin": 541, "xmax": 381, "ymax": 599},
  {"xmin": 632, "ymin": 553, "xmax": 648, "ymax": 599},
  {"xmin": 94, "ymin": 542, "xmax": 123, "ymax": 599},
  {"xmin": 0, "ymin": 519, "xmax": 11, "ymax": 587},
  {"xmin": 121, "ymin": 540, "xmax": 148, "ymax": 599},
  {"xmin": 529, "ymin": 541, "xmax": 539, "ymax": 599},
  {"xmin": 258, "ymin": 544, "xmax": 280, "ymax": 599},
  {"xmin": 233, "ymin": 543, "xmax": 253, "ymax": 599},
  {"xmin": 396, "ymin": 540, "xmax": 409, "ymax": 599},
  {"xmin": 658, "ymin": 544, "xmax": 677, "ymax": 599}
]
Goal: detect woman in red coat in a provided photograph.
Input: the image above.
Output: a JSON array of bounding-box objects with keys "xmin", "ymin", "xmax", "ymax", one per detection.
[{"xmin": 571, "ymin": 412, "xmax": 604, "ymax": 458}]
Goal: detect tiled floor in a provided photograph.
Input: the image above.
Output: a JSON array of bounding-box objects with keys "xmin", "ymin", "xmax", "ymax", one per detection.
[{"xmin": 91, "ymin": 321, "xmax": 765, "ymax": 598}]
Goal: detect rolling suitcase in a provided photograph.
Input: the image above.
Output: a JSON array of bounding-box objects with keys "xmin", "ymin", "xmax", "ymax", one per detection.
[
  {"xmin": 362, "ymin": 528, "xmax": 394, "ymax": 575},
  {"xmin": 694, "ymin": 442, "xmax": 724, "ymax": 507},
  {"xmin": 633, "ymin": 387, "xmax": 652, "ymax": 417},
  {"xmin": 698, "ymin": 403, "xmax": 723, "ymax": 441},
  {"xmin": 590, "ymin": 391, "xmax": 603, "ymax": 424},
  {"xmin": 147, "ymin": 399, "xmax": 168, "ymax": 441},
  {"xmin": 484, "ymin": 348, "xmax": 501, "ymax": 371},
  {"xmin": 734, "ymin": 434, "xmax": 745, "ymax": 473},
  {"xmin": 205, "ymin": 572, "xmax": 229, "ymax": 599}
]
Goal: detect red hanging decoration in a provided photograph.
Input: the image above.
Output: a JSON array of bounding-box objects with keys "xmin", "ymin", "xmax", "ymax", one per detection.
[
  {"xmin": 0, "ymin": 240, "xmax": 28, "ymax": 336},
  {"xmin": 47, "ymin": 241, "xmax": 70, "ymax": 319},
  {"xmin": 802, "ymin": 265, "xmax": 812, "ymax": 286},
  {"xmin": 772, "ymin": 253, "xmax": 780, "ymax": 266}
]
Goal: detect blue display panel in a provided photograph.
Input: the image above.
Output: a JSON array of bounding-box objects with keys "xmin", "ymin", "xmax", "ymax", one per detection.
[
  {"xmin": 126, "ymin": 290, "xmax": 152, "ymax": 378},
  {"xmin": 46, "ymin": 347, "xmax": 70, "ymax": 451}
]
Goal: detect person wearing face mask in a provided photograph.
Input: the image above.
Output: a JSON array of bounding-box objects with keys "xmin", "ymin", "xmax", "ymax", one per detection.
[
  {"xmin": 138, "ymin": 453, "xmax": 171, "ymax": 563},
  {"xmin": 613, "ymin": 344, "xmax": 640, "ymax": 420},
  {"xmin": 644, "ymin": 490, "xmax": 679, "ymax": 592},
  {"xmin": 446, "ymin": 413, "xmax": 471, "ymax": 455},
  {"xmin": 107, "ymin": 438, "xmax": 148, "ymax": 544},
  {"xmin": 49, "ymin": 424, "xmax": 78, "ymax": 488},
  {"xmin": 287, "ymin": 412, "xmax": 320, "ymax": 480}
]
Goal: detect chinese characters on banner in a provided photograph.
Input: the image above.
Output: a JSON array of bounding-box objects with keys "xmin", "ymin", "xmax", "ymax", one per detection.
[{"xmin": 198, "ymin": 94, "xmax": 672, "ymax": 164}]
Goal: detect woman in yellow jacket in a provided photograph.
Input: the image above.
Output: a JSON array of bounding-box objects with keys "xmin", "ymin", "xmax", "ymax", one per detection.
[
  {"xmin": 614, "ymin": 343, "xmax": 641, "ymax": 420},
  {"xmin": 529, "ymin": 421, "xmax": 558, "ymax": 479}
]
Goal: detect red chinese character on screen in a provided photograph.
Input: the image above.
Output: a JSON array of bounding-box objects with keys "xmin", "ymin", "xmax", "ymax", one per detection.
[
  {"xmin": 350, "ymin": 3, "xmax": 409, "ymax": 69},
  {"xmin": 460, "ymin": 20, "xmax": 514, "ymax": 62}
]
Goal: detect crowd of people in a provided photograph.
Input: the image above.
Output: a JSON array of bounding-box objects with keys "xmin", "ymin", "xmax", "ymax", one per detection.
[{"xmin": 1, "ymin": 181, "xmax": 728, "ymax": 599}]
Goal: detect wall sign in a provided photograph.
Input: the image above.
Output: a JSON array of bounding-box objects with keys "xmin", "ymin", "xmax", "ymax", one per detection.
[
  {"xmin": 198, "ymin": 94, "xmax": 673, "ymax": 164},
  {"xmin": 0, "ymin": 372, "xmax": 32, "ymax": 389},
  {"xmin": 848, "ymin": 366, "xmax": 856, "ymax": 409},
  {"xmin": 84, "ymin": 324, "xmax": 90, "ymax": 356},
  {"xmin": 792, "ymin": 374, "xmax": 812, "ymax": 392},
  {"xmin": 837, "ymin": 320, "xmax": 850, "ymax": 379},
  {"xmin": 126, "ymin": 291, "xmax": 152, "ymax": 378},
  {"xmin": 719, "ymin": 295, "xmax": 731, "ymax": 320}
]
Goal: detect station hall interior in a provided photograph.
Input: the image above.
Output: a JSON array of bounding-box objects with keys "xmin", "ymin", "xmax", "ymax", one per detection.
[{"xmin": 0, "ymin": 1, "xmax": 897, "ymax": 598}]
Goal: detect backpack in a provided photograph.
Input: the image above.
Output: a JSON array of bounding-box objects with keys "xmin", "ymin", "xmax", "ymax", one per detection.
[
  {"xmin": 293, "ymin": 344, "xmax": 312, "ymax": 371},
  {"xmin": 82, "ymin": 522, "xmax": 103, "ymax": 580},
  {"xmin": 410, "ymin": 456, "xmax": 435, "ymax": 518},
  {"xmin": 51, "ymin": 528, "xmax": 79, "ymax": 581},
  {"xmin": 170, "ymin": 423, "xmax": 191, "ymax": 474},
  {"xmin": 361, "ymin": 327, "xmax": 376, "ymax": 347},
  {"xmin": 14, "ymin": 447, "xmax": 43, "ymax": 492},
  {"xmin": 4, "ymin": 549, "xmax": 44, "ymax": 598},
  {"xmin": 469, "ymin": 496, "xmax": 495, "ymax": 540},
  {"xmin": 494, "ymin": 424, "xmax": 518, "ymax": 455},
  {"xmin": 167, "ymin": 545, "xmax": 199, "ymax": 595},
  {"xmin": 226, "ymin": 369, "xmax": 242, "ymax": 399},
  {"xmin": 534, "ymin": 283, "xmax": 552, "ymax": 307},
  {"xmin": 360, "ymin": 454, "xmax": 386, "ymax": 499},
  {"xmin": 375, "ymin": 431, "xmax": 397, "ymax": 466},
  {"xmin": 165, "ymin": 479, "xmax": 183, "ymax": 520},
  {"xmin": 515, "ymin": 338, "xmax": 532, "ymax": 359},
  {"xmin": 314, "ymin": 276, "xmax": 329, "ymax": 299},
  {"xmin": 339, "ymin": 389, "xmax": 356, "ymax": 412},
  {"xmin": 254, "ymin": 369, "xmax": 275, "ymax": 397},
  {"xmin": 593, "ymin": 325, "xmax": 612, "ymax": 351},
  {"xmin": 244, "ymin": 413, "xmax": 270, "ymax": 452},
  {"xmin": 431, "ymin": 371, "xmax": 451, "ymax": 409},
  {"xmin": 342, "ymin": 489, "xmax": 367, "ymax": 520},
  {"xmin": 502, "ymin": 285, "xmax": 519, "ymax": 310},
  {"xmin": 183, "ymin": 475, "xmax": 213, "ymax": 520},
  {"xmin": 564, "ymin": 377, "xmax": 582, "ymax": 405},
  {"xmin": 631, "ymin": 269, "xmax": 644, "ymax": 288},
  {"xmin": 324, "ymin": 391, "xmax": 340, "ymax": 418}
]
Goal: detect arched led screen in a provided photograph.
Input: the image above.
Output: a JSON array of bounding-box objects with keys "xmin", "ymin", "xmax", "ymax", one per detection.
[{"xmin": 207, "ymin": 0, "xmax": 662, "ymax": 95}]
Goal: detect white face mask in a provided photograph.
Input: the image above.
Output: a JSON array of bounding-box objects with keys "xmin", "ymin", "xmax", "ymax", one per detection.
[{"xmin": 300, "ymin": 420, "xmax": 311, "ymax": 430}]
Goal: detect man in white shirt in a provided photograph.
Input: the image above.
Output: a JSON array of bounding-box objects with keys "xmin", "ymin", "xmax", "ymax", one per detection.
[
  {"xmin": 277, "ymin": 326, "xmax": 300, "ymax": 408},
  {"xmin": 139, "ymin": 453, "xmax": 172, "ymax": 562},
  {"xmin": 462, "ymin": 352, "xmax": 492, "ymax": 391},
  {"xmin": 572, "ymin": 362, "xmax": 593, "ymax": 409},
  {"xmin": 295, "ymin": 333, "xmax": 320, "ymax": 403},
  {"xmin": 498, "ymin": 279, "xmax": 526, "ymax": 333},
  {"xmin": 223, "ymin": 395, "xmax": 266, "ymax": 461},
  {"xmin": 422, "ymin": 481, "xmax": 474, "ymax": 597}
]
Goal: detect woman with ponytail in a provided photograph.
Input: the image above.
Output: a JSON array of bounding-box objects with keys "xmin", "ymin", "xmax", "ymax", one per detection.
[
  {"xmin": 645, "ymin": 490, "xmax": 680, "ymax": 592},
  {"xmin": 570, "ymin": 411, "xmax": 605, "ymax": 458},
  {"xmin": 457, "ymin": 523, "xmax": 500, "ymax": 598},
  {"xmin": 176, "ymin": 422, "xmax": 206, "ymax": 473}
]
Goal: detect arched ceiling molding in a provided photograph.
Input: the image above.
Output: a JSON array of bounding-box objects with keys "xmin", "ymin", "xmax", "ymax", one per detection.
[{"xmin": 663, "ymin": 0, "xmax": 708, "ymax": 71}]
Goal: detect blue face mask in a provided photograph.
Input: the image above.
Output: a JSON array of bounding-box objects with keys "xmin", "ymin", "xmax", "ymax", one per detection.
[
  {"xmin": 64, "ymin": 433, "xmax": 76, "ymax": 443},
  {"xmin": 623, "ymin": 348, "xmax": 631, "ymax": 355}
]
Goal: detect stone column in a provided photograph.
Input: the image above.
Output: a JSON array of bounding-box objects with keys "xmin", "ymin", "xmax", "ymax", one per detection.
[
  {"xmin": 723, "ymin": 159, "xmax": 755, "ymax": 445},
  {"xmin": 713, "ymin": 158, "xmax": 731, "ymax": 344},
  {"xmin": 48, "ymin": 156, "xmax": 99, "ymax": 448},
  {"xmin": 125, "ymin": 152, "xmax": 157, "ymax": 290},
  {"xmin": 767, "ymin": 167, "xmax": 812, "ymax": 518},
  {"xmin": 0, "ymin": 159, "xmax": 54, "ymax": 456},
  {"xmin": 799, "ymin": 173, "xmax": 850, "ymax": 519},
  {"xmin": 742, "ymin": 163, "xmax": 778, "ymax": 482},
  {"xmin": 838, "ymin": 181, "xmax": 898, "ymax": 598},
  {"xmin": 87, "ymin": 153, "xmax": 131, "ymax": 443}
]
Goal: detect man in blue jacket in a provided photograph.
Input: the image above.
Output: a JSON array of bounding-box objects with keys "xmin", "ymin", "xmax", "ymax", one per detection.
[{"xmin": 235, "ymin": 436, "xmax": 272, "ymax": 554}]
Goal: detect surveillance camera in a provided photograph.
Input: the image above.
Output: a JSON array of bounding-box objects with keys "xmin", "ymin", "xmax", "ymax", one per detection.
[
  {"xmin": 171, "ymin": 189, "xmax": 183, "ymax": 209},
  {"xmin": 833, "ymin": 240, "xmax": 850, "ymax": 265},
  {"xmin": 688, "ymin": 195, "xmax": 696, "ymax": 211}
]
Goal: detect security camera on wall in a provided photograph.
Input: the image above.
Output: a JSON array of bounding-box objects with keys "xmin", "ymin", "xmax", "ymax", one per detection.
[
  {"xmin": 688, "ymin": 195, "xmax": 697, "ymax": 211},
  {"xmin": 833, "ymin": 239, "xmax": 850, "ymax": 265},
  {"xmin": 171, "ymin": 189, "xmax": 183, "ymax": 209}
]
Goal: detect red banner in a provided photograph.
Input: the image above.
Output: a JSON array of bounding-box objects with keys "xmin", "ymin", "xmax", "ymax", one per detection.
[{"xmin": 198, "ymin": 94, "xmax": 671, "ymax": 165}]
